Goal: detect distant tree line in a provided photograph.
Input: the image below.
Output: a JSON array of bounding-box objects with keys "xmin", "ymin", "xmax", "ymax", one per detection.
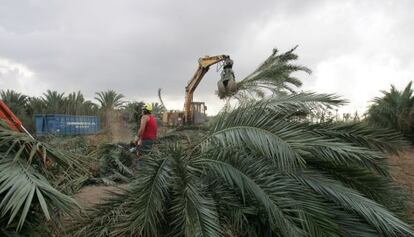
[
  {"xmin": 309, "ymin": 81, "xmax": 414, "ymax": 143},
  {"xmin": 1, "ymin": 81, "xmax": 413, "ymax": 142},
  {"xmin": 0, "ymin": 89, "xmax": 165, "ymax": 132},
  {"xmin": 366, "ymin": 81, "xmax": 414, "ymax": 143}
]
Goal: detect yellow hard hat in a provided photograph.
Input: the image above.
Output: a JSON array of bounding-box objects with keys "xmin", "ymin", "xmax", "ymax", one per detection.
[{"xmin": 143, "ymin": 103, "xmax": 153, "ymax": 112}]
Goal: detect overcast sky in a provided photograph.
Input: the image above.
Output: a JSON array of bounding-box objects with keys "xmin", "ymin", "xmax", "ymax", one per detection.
[{"xmin": 1, "ymin": 0, "xmax": 413, "ymax": 115}]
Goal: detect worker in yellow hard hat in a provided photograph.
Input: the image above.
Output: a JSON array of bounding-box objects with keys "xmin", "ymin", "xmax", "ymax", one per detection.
[{"xmin": 136, "ymin": 103, "xmax": 158, "ymax": 158}]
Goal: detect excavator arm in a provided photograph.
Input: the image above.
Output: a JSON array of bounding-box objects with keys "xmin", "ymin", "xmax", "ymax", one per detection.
[
  {"xmin": 0, "ymin": 100, "xmax": 53, "ymax": 167},
  {"xmin": 185, "ymin": 55, "xmax": 230, "ymax": 94},
  {"xmin": 0, "ymin": 100, "xmax": 34, "ymax": 138},
  {"xmin": 184, "ymin": 55, "xmax": 230, "ymax": 124}
]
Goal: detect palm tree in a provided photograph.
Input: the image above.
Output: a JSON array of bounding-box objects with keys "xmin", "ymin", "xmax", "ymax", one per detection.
[
  {"xmin": 0, "ymin": 90, "xmax": 28, "ymax": 117},
  {"xmin": 232, "ymin": 46, "xmax": 311, "ymax": 100},
  {"xmin": 366, "ymin": 81, "xmax": 414, "ymax": 141},
  {"xmin": 42, "ymin": 90, "xmax": 66, "ymax": 114},
  {"xmin": 95, "ymin": 90, "xmax": 125, "ymax": 129},
  {"xmin": 123, "ymin": 101, "xmax": 144, "ymax": 121},
  {"xmin": 27, "ymin": 97, "xmax": 46, "ymax": 115},
  {"xmin": 123, "ymin": 101, "xmax": 145, "ymax": 132},
  {"xmin": 71, "ymin": 93, "xmax": 413, "ymax": 237},
  {"xmin": 64, "ymin": 91, "xmax": 98, "ymax": 115},
  {"xmin": 25, "ymin": 97, "xmax": 47, "ymax": 132},
  {"xmin": 0, "ymin": 90, "xmax": 37, "ymax": 132},
  {"xmin": 94, "ymin": 90, "xmax": 125, "ymax": 111},
  {"xmin": 82, "ymin": 100, "xmax": 99, "ymax": 115},
  {"xmin": 151, "ymin": 102, "xmax": 166, "ymax": 115},
  {"xmin": 65, "ymin": 91, "xmax": 86, "ymax": 115}
]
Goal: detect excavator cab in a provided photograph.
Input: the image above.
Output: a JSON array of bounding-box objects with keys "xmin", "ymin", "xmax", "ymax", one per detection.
[{"xmin": 217, "ymin": 58, "xmax": 237, "ymax": 99}]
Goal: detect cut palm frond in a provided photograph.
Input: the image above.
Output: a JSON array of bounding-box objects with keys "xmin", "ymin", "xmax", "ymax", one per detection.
[
  {"xmin": 0, "ymin": 156, "xmax": 78, "ymax": 230},
  {"xmin": 0, "ymin": 122, "xmax": 84, "ymax": 233},
  {"xmin": 68, "ymin": 57, "xmax": 413, "ymax": 236},
  {"xmin": 234, "ymin": 46, "xmax": 311, "ymax": 99}
]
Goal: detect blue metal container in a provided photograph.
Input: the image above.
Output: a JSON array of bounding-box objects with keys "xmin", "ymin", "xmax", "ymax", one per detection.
[{"xmin": 35, "ymin": 114, "xmax": 100, "ymax": 136}]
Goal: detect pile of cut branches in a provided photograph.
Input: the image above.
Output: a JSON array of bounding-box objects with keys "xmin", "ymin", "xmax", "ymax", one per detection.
[{"xmin": 0, "ymin": 121, "xmax": 89, "ymax": 235}]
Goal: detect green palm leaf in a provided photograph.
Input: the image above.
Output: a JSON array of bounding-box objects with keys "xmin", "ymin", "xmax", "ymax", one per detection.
[
  {"xmin": 235, "ymin": 46, "xmax": 311, "ymax": 98},
  {"xmin": 67, "ymin": 53, "xmax": 413, "ymax": 237},
  {"xmin": 0, "ymin": 122, "xmax": 85, "ymax": 233},
  {"xmin": 295, "ymin": 171, "xmax": 414, "ymax": 237},
  {"xmin": 196, "ymin": 159, "xmax": 303, "ymax": 237},
  {"xmin": 0, "ymin": 157, "xmax": 78, "ymax": 231}
]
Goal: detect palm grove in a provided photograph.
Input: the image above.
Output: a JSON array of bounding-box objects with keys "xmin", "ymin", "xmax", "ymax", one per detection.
[
  {"xmin": 0, "ymin": 89, "xmax": 166, "ymax": 131},
  {"xmin": 1, "ymin": 48, "xmax": 414, "ymax": 237}
]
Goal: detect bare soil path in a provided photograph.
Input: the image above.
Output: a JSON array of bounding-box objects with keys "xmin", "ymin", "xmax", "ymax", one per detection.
[{"xmin": 389, "ymin": 148, "xmax": 414, "ymax": 217}]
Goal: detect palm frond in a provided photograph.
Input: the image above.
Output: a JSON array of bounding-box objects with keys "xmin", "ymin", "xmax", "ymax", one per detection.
[
  {"xmin": 118, "ymin": 157, "xmax": 172, "ymax": 237},
  {"xmin": 96, "ymin": 143, "xmax": 134, "ymax": 183},
  {"xmin": 167, "ymin": 148, "xmax": 222, "ymax": 237},
  {"xmin": 0, "ymin": 123, "xmax": 85, "ymax": 233},
  {"xmin": 235, "ymin": 46, "xmax": 311, "ymax": 98},
  {"xmin": 331, "ymin": 207, "xmax": 379, "ymax": 237},
  {"xmin": 203, "ymin": 125, "xmax": 305, "ymax": 171},
  {"xmin": 295, "ymin": 171, "xmax": 414, "ymax": 236},
  {"xmin": 0, "ymin": 156, "xmax": 78, "ymax": 231},
  {"xmin": 305, "ymin": 121, "xmax": 409, "ymax": 154},
  {"xmin": 196, "ymin": 158, "xmax": 303, "ymax": 237}
]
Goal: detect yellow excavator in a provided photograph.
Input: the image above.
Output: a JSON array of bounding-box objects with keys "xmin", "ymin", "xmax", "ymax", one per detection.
[{"xmin": 162, "ymin": 55, "xmax": 237, "ymax": 126}]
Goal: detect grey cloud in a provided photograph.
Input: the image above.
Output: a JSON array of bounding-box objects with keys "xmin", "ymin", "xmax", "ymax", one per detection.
[
  {"xmin": 1, "ymin": 0, "xmax": 281, "ymax": 100},
  {"xmin": 1, "ymin": 0, "xmax": 413, "ymax": 114}
]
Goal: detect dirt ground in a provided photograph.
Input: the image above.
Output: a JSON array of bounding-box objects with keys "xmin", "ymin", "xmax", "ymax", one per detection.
[
  {"xmin": 389, "ymin": 148, "xmax": 414, "ymax": 216},
  {"xmin": 74, "ymin": 184, "xmax": 128, "ymax": 206}
]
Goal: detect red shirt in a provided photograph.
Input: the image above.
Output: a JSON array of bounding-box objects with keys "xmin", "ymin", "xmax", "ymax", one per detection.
[{"xmin": 141, "ymin": 115, "xmax": 157, "ymax": 140}]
